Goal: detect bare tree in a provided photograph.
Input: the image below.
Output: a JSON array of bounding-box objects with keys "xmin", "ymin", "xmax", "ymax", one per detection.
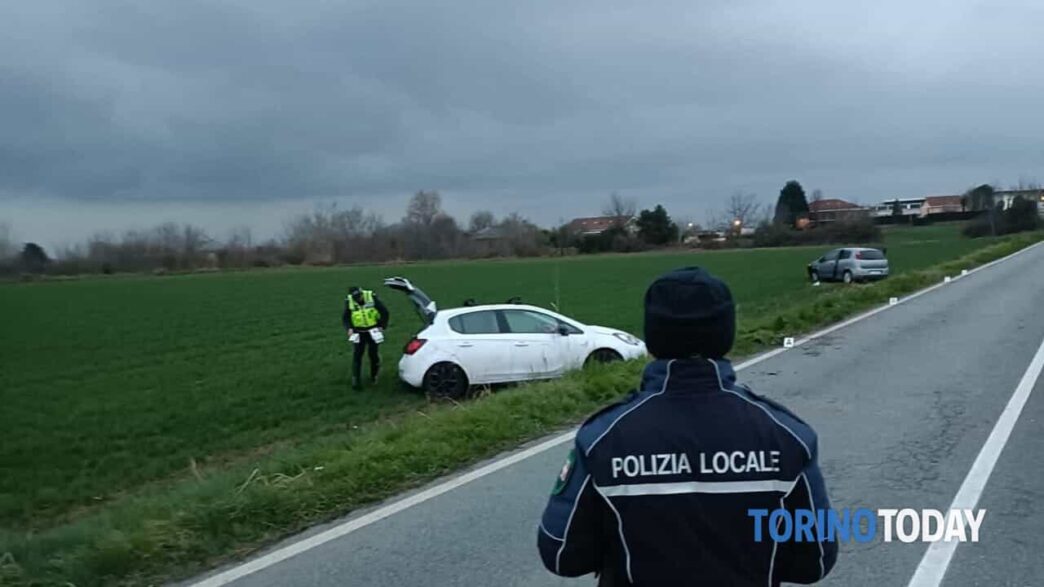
[
  {"xmin": 429, "ymin": 214, "xmax": 464, "ymax": 258},
  {"xmin": 468, "ymin": 210, "xmax": 496, "ymax": 233},
  {"xmin": 602, "ymin": 193, "xmax": 637, "ymax": 224},
  {"xmin": 399, "ymin": 191, "xmax": 469, "ymax": 260},
  {"xmin": 498, "ymin": 212, "xmax": 544, "ymax": 256},
  {"xmin": 1012, "ymin": 178, "xmax": 1041, "ymax": 191},
  {"xmin": 725, "ymin": 192, "xmax": 762, "ymax": 229},
  {"xmin": 285, "ymin": 204, "xmax": 383, "ymax": 264},
  {"xmin": 0, "ymin": 222, "xmax": 14, "ymax": 259},
  {"xmin": 405, "ymin": 191, "xmax": 443, "ymax": 227},
  {"xmin": 674, "ymin": 216, "xmax": 699, "ymax": 242},
  {"xmin": 228, "ymin": 226, "xmax": 253, "ymax": 250},
  {"xmin": 222, "ymin": 226, "xmax": 254, "ymax": 267},
  {"xmin": 808, "ymin": 189, "xmax": 824, "ymax": 223},
  {"xmin": 181, "ymin": 224, "xmax": 209, "ymax": 259}
]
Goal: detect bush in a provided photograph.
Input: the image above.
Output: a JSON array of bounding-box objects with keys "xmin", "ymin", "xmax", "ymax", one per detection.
[
  {"xmin": 753, "ymin": 218, "xmax": 881, "ymax": 248},
  {"xmin": 962, "ymin": 220, "xmax": 993, "ymax": 238},
  {"xmin": 576, "ymin": 226, "xmax": 647, "ymax": 254},
  {"xmin": 962, "ymin": 197, "xmax": 1041, "ymax": 238}
]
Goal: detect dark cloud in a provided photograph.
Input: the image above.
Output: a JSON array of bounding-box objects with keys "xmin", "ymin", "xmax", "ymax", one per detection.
[{"xmin": 1, "ymin": 0, "xmax": 1042, "ymax": 238}]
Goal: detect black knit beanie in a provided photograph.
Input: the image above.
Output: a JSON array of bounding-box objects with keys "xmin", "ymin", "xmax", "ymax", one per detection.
[{"xmin": 643, "ymin": 267, "xmax": 736, "ymax": 359}]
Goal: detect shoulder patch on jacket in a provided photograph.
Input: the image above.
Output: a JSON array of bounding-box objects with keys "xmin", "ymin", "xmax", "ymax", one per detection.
[{"xmin": 551, "ymin": 449, "xmax": 576, "ymax": 495}]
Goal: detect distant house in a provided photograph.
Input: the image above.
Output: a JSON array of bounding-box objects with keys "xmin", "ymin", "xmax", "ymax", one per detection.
[
  {"xmin": 873, "ymin": 197, "xmax": 925, "ymax": 218},
  {"xmin": 809, "ymin": 198, "xmax": 869, "ymax": 224},
  {"xmin": 691, "ymin": 230, "xmax": 727, "ymax": 244},
  {"xmin": 470, "ymin": 226, "xmax": 511, "ymax": 255},
  {"xmin": 566, "ymin": 216, "xmax": 636, "ymax": 236},
  {"xmin": 470, "ymin": 226, "xmax": 509, "ymax": 242},
  {"xmin": 994, "ymin": 189, "xmax": 1044, "ymax": 212},
  {"xmin": 872, "ymin": 188, "xmax": 1043, "ymax": 220},
  {"xmin": 919, "ymin": 195, "xmax": 965, "ymax": 217}
]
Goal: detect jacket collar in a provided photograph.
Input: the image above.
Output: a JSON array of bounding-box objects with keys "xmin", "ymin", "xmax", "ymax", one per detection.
[{"xmin": 640, "ymin": 357, "xmax": 736, "ymax": 393}]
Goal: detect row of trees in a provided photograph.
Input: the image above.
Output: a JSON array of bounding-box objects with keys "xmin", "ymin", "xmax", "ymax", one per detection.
[
  {"xmin": 282, "ymin": 192, "xmax": 549, "ymax": 264},
  {"xmin": 0, "ymin": 192, "xmax": 555, "ymax": 276},
  {"xmin": 4, "ymin": 180, "xmax": 1039, "ymax": 276}
]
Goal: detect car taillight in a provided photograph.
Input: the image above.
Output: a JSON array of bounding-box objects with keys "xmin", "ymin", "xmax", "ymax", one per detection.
[
  {"xmin": 855, "ymin": 252, "xmax": 864, "ymax": 259},
  {"xmin": 404, "ymin": 338, "xmax": 426, "ymax": 355}
]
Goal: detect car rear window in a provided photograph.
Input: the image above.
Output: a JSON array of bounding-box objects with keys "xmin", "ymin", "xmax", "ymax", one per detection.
[
  {"xmin": 859, "ymin": 250, "xmax": 885, "ymax": 260},
  {"xmin": 449, "ymin": 311, "xmax": 500, "ymax": 334}
]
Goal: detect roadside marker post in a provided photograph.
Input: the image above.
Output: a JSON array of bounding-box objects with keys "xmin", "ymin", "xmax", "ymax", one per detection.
[
  {"xmin": 783, "ymin": 337, "xmax": 795, "ymax": 348},
  {"xmin": 890, "ymin": 297, "xmax": 899, "ymax": 305},
  {"xmin": 961, "ymin": 269, "xmax": 969, "ymax": 276},
  {"xmin": 944, "ymin": 276, "xmax": 952, "ymax": 283}
]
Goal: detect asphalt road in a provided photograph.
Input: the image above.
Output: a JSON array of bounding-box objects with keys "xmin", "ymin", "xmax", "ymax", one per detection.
[{"xmin": 188, "ymin": 242, "xmax": 1044, "ymax": 587}]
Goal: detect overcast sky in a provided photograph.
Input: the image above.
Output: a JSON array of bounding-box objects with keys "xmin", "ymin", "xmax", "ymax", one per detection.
[{"xmin": 1, "ymin": 0, "xmax": 1042, "ymax": 250}]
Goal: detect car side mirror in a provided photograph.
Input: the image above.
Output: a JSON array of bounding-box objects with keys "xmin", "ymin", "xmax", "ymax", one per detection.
[{"xmin": 557, "ymin": 324, "xmax": 571, "ymax": 336}]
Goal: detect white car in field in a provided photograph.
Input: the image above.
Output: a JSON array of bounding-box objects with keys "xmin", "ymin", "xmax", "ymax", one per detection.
[{"xmin": 384, "ymin": 277, "xmax": 647, "ymax": 398}]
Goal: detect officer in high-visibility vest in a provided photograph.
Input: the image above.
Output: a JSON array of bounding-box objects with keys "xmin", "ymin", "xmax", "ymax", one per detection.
[{"xmin": 342, "ymin": 286, "xmax": 390, "ymax": 390}]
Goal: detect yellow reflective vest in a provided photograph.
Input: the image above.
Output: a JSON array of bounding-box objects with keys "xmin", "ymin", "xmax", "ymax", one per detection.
[{"xmin": 347, "ymin": 290, "xmax": 380, "ymax": 329}]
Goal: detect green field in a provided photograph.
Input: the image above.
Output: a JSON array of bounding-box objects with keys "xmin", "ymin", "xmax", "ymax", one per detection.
[{"xmin": 0, "ymin": 224, "xmax": 1019, "ymax": 584}]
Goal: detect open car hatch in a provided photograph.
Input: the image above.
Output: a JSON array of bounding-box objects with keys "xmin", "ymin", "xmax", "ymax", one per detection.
[{"xmin": 383, "ymin": 277, "xmax": 437, "ymax": 326}]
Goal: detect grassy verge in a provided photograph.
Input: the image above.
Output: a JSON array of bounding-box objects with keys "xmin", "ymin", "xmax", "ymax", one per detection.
[
  {"xmin": 2, "ymin": 231, "xmax": 1041, "ymax": 586},
  {"xmin": 734, "ymin": 230, "xmax": 1042, "ymax": 354}
]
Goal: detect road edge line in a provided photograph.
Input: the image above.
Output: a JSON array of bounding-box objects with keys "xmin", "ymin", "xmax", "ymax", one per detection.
[{"xmin": 907, "ymin": 334, "xmax": 1044, "ymax": 587}]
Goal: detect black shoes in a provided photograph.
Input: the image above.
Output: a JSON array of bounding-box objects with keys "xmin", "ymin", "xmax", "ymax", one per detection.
[{"xmin": 352, "ymin": 368, "xmax": 379, "ymax": 390}]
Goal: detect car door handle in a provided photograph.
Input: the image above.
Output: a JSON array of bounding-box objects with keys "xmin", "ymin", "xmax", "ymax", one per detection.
[
  {"xmin": 514, "ymin": 343, "xmax": 529, "ymax": 347},
  {"xmin": 457, "ymin": 343, "xmax": 474, "ymax": 348}
]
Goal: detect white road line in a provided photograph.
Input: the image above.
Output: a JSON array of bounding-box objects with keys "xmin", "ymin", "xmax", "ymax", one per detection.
[
  {"xmin": 189, "ymin": 431, "xmax": 575, "ymax": 587},
  {"xmin": 191, "ymin": 239, "xmax": 1043, "ymax": 587},
  {"xmin": 907, "ymin": 335, "xmax": 1044, "ymax": 587}
]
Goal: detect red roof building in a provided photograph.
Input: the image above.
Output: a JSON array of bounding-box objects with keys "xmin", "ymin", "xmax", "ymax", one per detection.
[
  {"xmin": 808, "ymin": 199, "xmax": 868, "ymax": 223},
  {"xmin": 566, "ymin": 216, "xmax": 634, "ymax": 235},
  {"xmin": 920, "ymin": 195, "xmax": 965, "ymax": 216}
]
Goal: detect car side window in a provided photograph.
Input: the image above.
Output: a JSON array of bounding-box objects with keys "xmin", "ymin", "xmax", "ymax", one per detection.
[
  {"xmin": 838, "ymin": 249, "xmax": 851, "ymax": 260},
  {"xmin": 501, "ymin": 310, "xmax": 560, "ymax": 334},
  {"xmin": 824, "ymin": 250, "xmax": 840, "ymax": 261},
  {"xmin": 557, "ymin": 320, "xmax": 583, "ymax": 335},
  {"xmin": 448, "ymin": 311, "xmax": 501, "ymax": 335}
]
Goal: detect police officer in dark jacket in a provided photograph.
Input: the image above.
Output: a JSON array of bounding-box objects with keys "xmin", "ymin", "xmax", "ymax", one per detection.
[
  {"xmin": 538, "ymin": 267, "xmax": 837, "ymax": 586},
  {"xmin": 342, "ymin": 286, "xmax": 390, "ymax": 390}
]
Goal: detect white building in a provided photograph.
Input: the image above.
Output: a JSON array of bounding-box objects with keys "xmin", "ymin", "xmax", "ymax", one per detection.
[{"xmin": 872, "ymin": 198, "xmax": 924, "ymax": 218}]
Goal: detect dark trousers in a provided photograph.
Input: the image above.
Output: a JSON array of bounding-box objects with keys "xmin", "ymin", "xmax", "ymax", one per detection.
[{"xmin": 352, "ymin": 330, "xmax": 381, "ymax": 381}]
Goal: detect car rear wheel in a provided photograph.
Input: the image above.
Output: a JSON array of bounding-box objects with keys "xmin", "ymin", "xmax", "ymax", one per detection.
[
  {"xmin": 842, "ymin": 270, "xmax": 854, "ymax": 284},
  {"xmin": 586, "ymin": 348, "xmax": 623, "ymax": 366},
  {"xmin": 423, "ymin": 362, "xmax": 469, "ymax": 400}
]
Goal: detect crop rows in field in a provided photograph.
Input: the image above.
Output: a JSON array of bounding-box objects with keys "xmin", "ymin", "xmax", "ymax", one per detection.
[{"xmin": 0, "ymin": 224, "xmax": 992, "ymax": 529}]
